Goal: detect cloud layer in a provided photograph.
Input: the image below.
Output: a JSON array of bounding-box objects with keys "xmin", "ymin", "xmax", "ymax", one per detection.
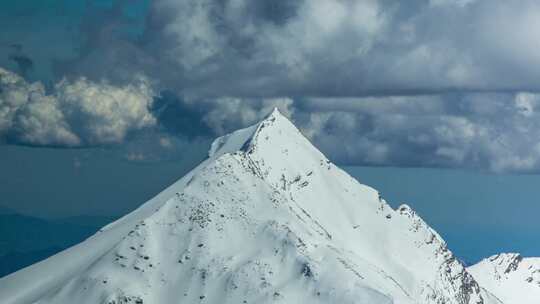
[
  {"xmin": 174, "ymin": 93, "xmax": 540, "ymax": 173},
  {"xmin": 295, "ymin": 94, "xmax": 540, "ymax": 173},
  {"xmin": 51, "ymin": 0, "xmax": 540, "ymax": 97},
  {"xmin": 4, "ymin": 65, "xmax": 540, "ymax": 172},
  {"xmin": 3, "ymin": 0, "xmax": 540, "ymax": 172},
  {"xmin": 0, "ymin": 68, "xmax": 156, "ymax": 146}
]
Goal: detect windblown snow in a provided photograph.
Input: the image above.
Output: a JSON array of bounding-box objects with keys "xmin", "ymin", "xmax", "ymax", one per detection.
[
  {"xmin": 468, "ymin": 253, "xmax": 540, "ymax": 304},
  {"xmin": 0, "ymin": 109, "xmax": 508, "ymax": 304}
]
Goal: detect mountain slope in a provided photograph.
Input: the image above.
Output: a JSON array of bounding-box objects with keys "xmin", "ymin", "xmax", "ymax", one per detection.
[
  {"xmin": 468, "ymin": 253, "xmax": 540, "ymax": 304},
  {"xmin": 0, "ymin": 109, "xmax": 500, "ymax": 304}
]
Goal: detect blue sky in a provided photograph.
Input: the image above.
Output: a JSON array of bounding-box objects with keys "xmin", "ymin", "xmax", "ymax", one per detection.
[{"xmin": 1, "ymin": 0, "xmax": 540, "ymax": 262}]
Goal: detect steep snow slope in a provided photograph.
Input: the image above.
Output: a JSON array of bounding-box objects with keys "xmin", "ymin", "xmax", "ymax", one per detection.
[
  {"xmin": 0, "ymin": 109, "xmax": 500, "ymax": 304},
  {"xmin": 469, "ymin": 253, "xmax": 540, "ymax": 304}
]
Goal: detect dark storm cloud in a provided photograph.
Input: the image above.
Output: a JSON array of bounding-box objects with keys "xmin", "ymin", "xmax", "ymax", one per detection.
[
  {"xmin": 294, "ymin": 93, "xmax": 540, "ymax": 173},
  {"xmin": 87, "ymin": 0, "xmax": 540, "ymax": 97},
  {"xmin": 50, "ymin": 0, "xmax": 153, "ymax": 84},
  {"xmin": 150, "ymin": 90, "xmax": 213, "ymax": 138},
  {"xmin": 7, "ymin": 44, "xmax": 34, "ymax": 78},
  {"xmin": 3, "ymin": 0, "xmax": 540, "ymax": 172},
  {"xmin": 5, "ymin": 0, "xmax": 540, "ymax": 96}
]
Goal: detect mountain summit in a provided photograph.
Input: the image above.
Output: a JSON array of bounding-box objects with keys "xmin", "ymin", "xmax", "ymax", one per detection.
[
  {"xmin": 468, "ymin": 253, "xmax": 540, "ymax": 303},
  {"xmin": 0, "ymin": 109, "xmax": 501, "ymax": 304}
]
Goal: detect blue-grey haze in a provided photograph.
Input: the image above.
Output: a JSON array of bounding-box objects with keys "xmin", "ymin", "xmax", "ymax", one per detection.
[
  {"xmin": 1, "ymin": 145, "xmax": 539, "ymax": 263},
  {"xmin": 344, "ymin": 166, "xmax": 540, "ymax": 263}
]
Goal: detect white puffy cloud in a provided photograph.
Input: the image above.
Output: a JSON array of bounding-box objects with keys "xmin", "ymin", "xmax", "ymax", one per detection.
[
  {"xmin": 156, "ymin": 0, "xmax": 386, "ymax": 74},
  {"xmin": 138, "ymin": 0, "xmax": 392, "ymax": 97},
  {"xmin": 256, "ymin": 0, "xmax": 386, "ymax": 77},
  {"xmin": 0, "ymin": 68, "xmax": 35, "ymax": 134},
  {"xmin": 14, "ymin": 94, "xmax": 80, "ymax": 146},
  {"xmin": 0, "ymin": 68, "xmax": 156, "ymax": 146},
  {"xmin": 55, "ymin": 77, "xmax": 156, "ymax": 145},
  {"xmin": 0, "ymin": 68, "xmax": 79, "ymax": 145}
]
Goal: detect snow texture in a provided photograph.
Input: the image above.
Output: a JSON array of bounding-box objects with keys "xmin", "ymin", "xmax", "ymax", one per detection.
[
  {"xmin": 0, "ymin": 108, "xmax": 508, "ymax": 304},
  {"xmin": 469, "ymin": 253, "xmax": 540, "ymax": 304}
]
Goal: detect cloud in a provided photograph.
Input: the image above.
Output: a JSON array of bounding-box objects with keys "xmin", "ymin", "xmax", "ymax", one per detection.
[
  {"xmin": 0, "ymin": 67, "xmax": 36, "ymax": 134},
  {"xmin": 137, "ymin": 91, "xmax": 540, "ymax": 173},
  {"xmin": 4, "ymin": 1, "xmax": 540, "ymax": 172},
  {"xmin": 294, "ymin": 93, "xmax": 540, "ymax": 173},
  {"xmin": 134, "ymin": 0, "xmax": 390, "ymax": 97},
  {"xmin": 41, "ymin": 0, "xmax": 539, "ymax": 98},
  {"xmin": 4, "ymin": 0, "xmax": 540, "ymax": 97},
  {"xmin": 13, "ymin": 93, "xmax": 80, "ymax": 146},
  {"xmin": 0, "ymin": 68, "xmax": 156, "ymax": 146},
  {"xmin": 54, "ymin": 76, "xmax": 156, "ymax": 145},
  {"xmin": 6, "ymin": 64, "xmax": 540, "ymax": 172},
  {"xmin": 199, "ymin": 97, "xmax": 295, "ymax": 134},
  {"xmin": 149, "ymin": 91, "xmax": 213, "ymax": 139}
]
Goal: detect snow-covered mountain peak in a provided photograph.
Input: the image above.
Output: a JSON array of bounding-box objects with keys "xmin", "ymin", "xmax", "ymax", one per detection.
[
  {"xmin": 208, "ymin": 107, "xmax": 324, "ymax": 163},
  {"xmin": 468, "ymin": 253, "xmax": 540, "ymax": 304},
  {"xmin": 0, "ymin": 110, "xmax": 503, "ymax": 304},
  {"xmin": 208, "ymin": 108, "xmax": 296, "ymax": 157},
  {"xmin": 208, "ymin": 107, "xmax": 333, "ymax": 193}
]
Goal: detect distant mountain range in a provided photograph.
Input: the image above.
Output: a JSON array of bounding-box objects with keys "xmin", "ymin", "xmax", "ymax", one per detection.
[
  {"xmin": 0, "ymin": 211, "xmax": 116, "ymax": 277},
  {"xmin": 0, "ymin": 205, "xmax": 16, "ymax": 215}
]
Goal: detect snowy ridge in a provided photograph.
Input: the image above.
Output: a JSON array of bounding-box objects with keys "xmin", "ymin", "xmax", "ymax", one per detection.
[
  {"xmin": 468, "ymin": 253, "xmax": 540, "ymax": 304},
  {"xmin": 0, "ymin": 109, "xmax": 503, "ymax": 304}
]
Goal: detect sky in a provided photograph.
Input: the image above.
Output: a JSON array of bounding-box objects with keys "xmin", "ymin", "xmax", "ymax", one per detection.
[
  {"xmin": 1, "ymin": 0, "xmax": 540, "ymax": 261},
  {"xmin": 345, "ymin": 166, "xmax": 540, "ymax": 263}
]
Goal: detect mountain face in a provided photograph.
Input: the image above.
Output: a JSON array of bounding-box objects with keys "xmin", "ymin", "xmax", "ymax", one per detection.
[
  {"xmin": 0, "ymin": 109, "xmax": 502, "ymax": 304},
  {"xmin": 468, "ymin": 253, "xmax": 540, "ymax": 304}
]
